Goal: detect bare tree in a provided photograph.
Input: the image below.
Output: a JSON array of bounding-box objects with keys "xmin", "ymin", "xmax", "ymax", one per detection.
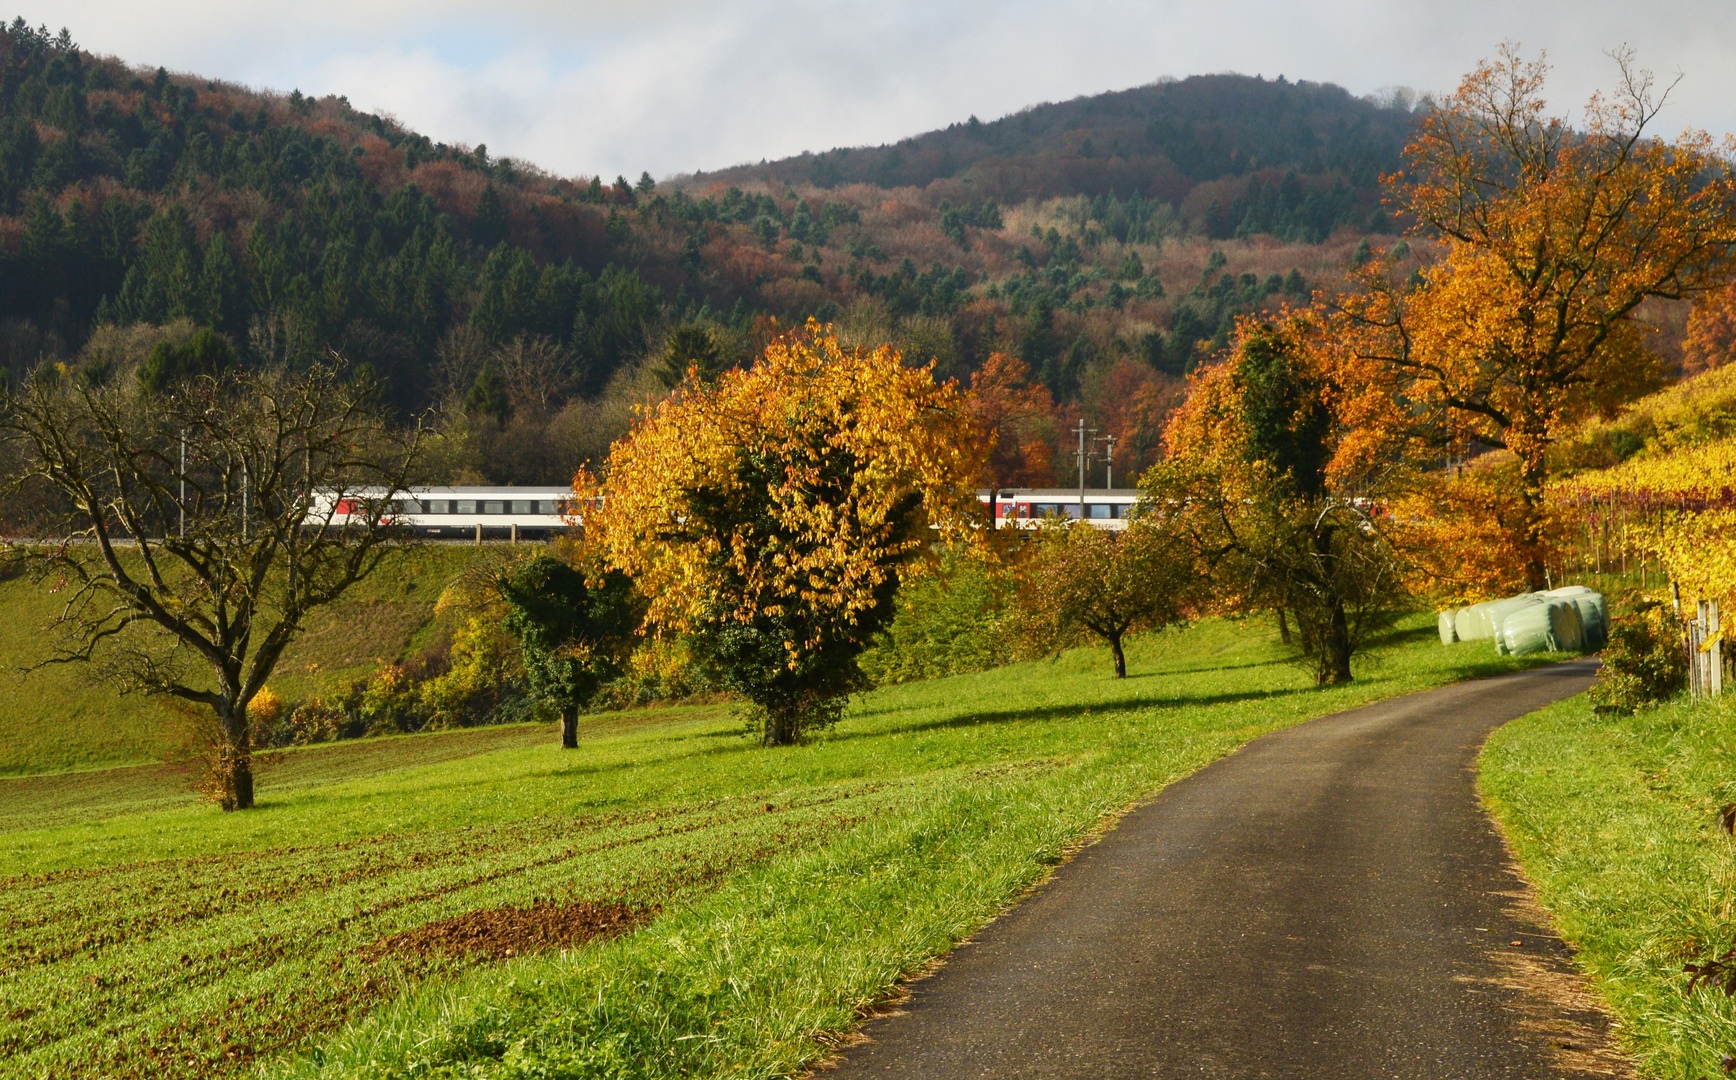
[
  {"xmin": 0, "ymin": 361, "xmax": 420, "ymax": 810},
  {"xmin": 493, "ymin": 334, "xmax": 573, "ymax": 411}
]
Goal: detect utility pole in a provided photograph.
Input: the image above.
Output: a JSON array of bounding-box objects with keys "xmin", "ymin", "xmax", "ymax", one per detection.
[
  {"xmin": 1073, "ymin": 417, "xmax": 1096, "ymax": 519},
  {"xmin": 178, "ymin": 430, "xmax": 185, "ymax": 539},
  {"xmin": 1101, "ymin": 433, "xmax": 1118, "ymax": 489}
]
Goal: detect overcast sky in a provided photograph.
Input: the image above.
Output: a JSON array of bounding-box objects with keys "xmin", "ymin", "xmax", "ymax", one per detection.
[{"xmin": 32, "ymin": 1, "xmax": 1736, "ymax": 182}]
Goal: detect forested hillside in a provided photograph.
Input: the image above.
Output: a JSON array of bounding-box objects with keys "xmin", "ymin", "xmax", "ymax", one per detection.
[
  {"xmin": 690, "ymin": 74, "xmax": 1415, "ymax": 237},
  {"xmin": 0, "ymin": 19, "xmax": 1420, "ymax": 491}
]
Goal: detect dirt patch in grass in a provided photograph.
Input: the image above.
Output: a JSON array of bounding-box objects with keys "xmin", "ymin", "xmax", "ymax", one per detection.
[{"xmin": 369, "ymin": 900, "xmax": 658, "ymax": 960}]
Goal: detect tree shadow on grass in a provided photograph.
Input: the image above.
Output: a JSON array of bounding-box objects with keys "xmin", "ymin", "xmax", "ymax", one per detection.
[{"xmin": 828, "ymin": 685, "xmax": 1316, "ymax": 744}]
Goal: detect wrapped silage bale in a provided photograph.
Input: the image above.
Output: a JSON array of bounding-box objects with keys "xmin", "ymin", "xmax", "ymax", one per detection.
[
  {"xmin": 1454, "ymin": 601, "xmax": 1499, "ymax": 641},
  {"xmin": 1438, "ymin": 609, "xmax": 1460, "ymax": 645},
  {"xmin": 1498, "ymin": 598, "xmax": 1586, "ymax": 655},
  {"xmin": 1544, "ymin": 586, "xmax": 1607, "ymax": 649},
  {"xmin": 1480, "ymin": 594, "xmax": 1548, "ymax": 651}
]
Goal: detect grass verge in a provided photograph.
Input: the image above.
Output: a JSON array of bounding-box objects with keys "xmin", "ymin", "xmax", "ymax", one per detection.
[
  {"xmin": 1, "ymin": 614, "xmax": 1549, "ymax": 1079},
  {"xmin": 1481, "ymin": 692, "xmax": 1736, "ymax": 1078}
]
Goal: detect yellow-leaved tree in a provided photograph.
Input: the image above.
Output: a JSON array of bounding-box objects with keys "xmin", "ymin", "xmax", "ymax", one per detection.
[
  {"xmin": 588, "ymin": 323, "xmax": 984, "ymax": 745},
  {"xmin": 1333, "ymin": 46, "xmax": 1736, "ymax": 587}
]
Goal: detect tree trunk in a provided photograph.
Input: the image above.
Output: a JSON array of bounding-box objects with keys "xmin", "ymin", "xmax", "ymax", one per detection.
[
  {"xmin": 1108, "ymin": 632, "xmax": 1127, "ymax": 678},
  {"xmin": 1319, "ymin": 600, "xmax": 1354, "ymax": 686},
  {"xmin": 1277, "ymin": 609, "xmax": 1291, "ymax": 645},
  {"xmin": 763, "ymin": 705, "xmax": 800, "ymax": 747},
  {"xmin": 229, "ymin": 751, "xmax": 254, "ymax": 811},
  {"xmin": 561, "ymin": 706, "xmax": 578, "ymax": 749},
  {"xmin": 1517, "ymin": 435, "xmax": 1551, "ymax": 590},
  {"xmin": 214, "ymin": 700, "xmax": 256, "ymax": 811}
]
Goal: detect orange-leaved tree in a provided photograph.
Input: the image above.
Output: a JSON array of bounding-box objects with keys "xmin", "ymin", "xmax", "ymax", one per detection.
[
  {"xmin": 1333, "ymin": 46, "xmax": 1736, "ymax": 586},
  {"xmin": 967, "ymin": 351, "xmax": 1056, "ymax": 491},
  {"xmin": 1150, "ymin": 317, "xmax": 1409, "ymax": 685},
  {"xmin": 588, "ymin": 323, "xmax": 984, "ymax": 745}
]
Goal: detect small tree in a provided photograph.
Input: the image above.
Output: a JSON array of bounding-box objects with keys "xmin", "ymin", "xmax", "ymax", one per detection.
[
  {"xmin": 653, "ymin": 325, "xmax": 727, "ymax": 388},
  {"xmin": 1154, "ymin": 318, "xmax": 1408, "ymax": 685},
  {"xmin": 498, "ymin": 552, "xmax": 640, "ymax": 748},
  {"xmin": 591, "ymin": 323, "xmax": 982, "ymax": 745},
  {"xmin": 1022, "ymin": 519, "xmax": 1191, "ymax": 677},
  {"xmin": 0, "ymin": 360, "xmax": 417, "ymax": 809}
]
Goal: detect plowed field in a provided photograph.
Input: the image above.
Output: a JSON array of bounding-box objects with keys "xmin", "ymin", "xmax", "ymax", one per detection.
[{"xmin": 3, "ymin": 781, "xmax": 901, "ymax": 1077}]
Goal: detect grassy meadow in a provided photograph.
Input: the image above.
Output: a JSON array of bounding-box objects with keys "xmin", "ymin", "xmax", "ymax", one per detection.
[
  {"xmin": 0, "ymin": 545, "xmax": 489, "ymax": 777},
  {"xmin": 0, "ymin": 613, "xmax": 1555, "ymax": 1080},
  {"xmin": 1483, "ymin": 693, "xmax": 1736, "ymax": 1078}
]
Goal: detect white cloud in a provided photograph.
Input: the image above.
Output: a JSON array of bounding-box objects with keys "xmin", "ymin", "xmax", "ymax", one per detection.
[{"xmin": 27, "ymin": 0, "xmax": 1736, "ymax": 180}]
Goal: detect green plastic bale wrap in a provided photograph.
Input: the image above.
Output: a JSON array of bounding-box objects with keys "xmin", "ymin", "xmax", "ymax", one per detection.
[
  {"xmin": 1544, "ymin": 586, "xmax": 1607, "ymax": 649},
  {"xmin": 1438, "ymin": 609, "xmax": 1461, "ymax": 645},
  {"xmin": 1478, "ymin": 594, "xmax": 1548, "ymax": 650},
  {"xmin": 1498, "ymin": 599, "xmax": 1585, "ymax": 655},
  {"xmin": 1453, "ymin": 602, "xmax": 1495, "ymax": 641}
]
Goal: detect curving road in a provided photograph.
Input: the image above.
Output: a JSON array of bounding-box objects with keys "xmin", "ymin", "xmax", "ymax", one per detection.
[{"xmin": 824, "ymin": 658, "xmax": 1627, "ymax": 1079}]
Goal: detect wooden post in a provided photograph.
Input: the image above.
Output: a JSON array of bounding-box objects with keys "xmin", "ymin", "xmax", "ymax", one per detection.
[
  {"xmin": 511, "ymin": 523, "xmax": 518, "ymax": 545},
  {"xmin": 474, "ymin": 522, "xmax": 482, "ymax": 546},
  {"xmin": 1695, "ymin": 599, "xmax": 1711, "ymax": 701},
  {"xmin": 1712, "ymin": 598, "xmax": 1723, "ymax": 698}
]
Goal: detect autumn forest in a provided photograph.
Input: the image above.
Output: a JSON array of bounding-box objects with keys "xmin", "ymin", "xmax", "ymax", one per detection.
[{"xmin": 0, "ymin": 19, "xmax": 1442, "ymax": 506}]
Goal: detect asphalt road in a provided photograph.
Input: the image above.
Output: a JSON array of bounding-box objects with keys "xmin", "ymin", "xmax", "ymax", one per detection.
[{"xmin": 824, "ymin": 658, "xmax": 1624, "ymax": 1079}]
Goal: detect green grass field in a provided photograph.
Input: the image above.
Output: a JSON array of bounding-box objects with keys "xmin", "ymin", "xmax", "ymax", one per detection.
[
  {"xmin": 0, "ymin": 545, "xmax": 490, "ymax": 777},
  {"xmin": 1481, "ymin": 692, "xmax": 1736, "ymax": 1078},
  {"xmin": 0, "ymin": 614, "xmax": 1551, "ymax": 1080}
]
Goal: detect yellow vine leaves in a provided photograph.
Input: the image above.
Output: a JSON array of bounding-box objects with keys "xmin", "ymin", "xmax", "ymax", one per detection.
[{"xmin": 1558, "ymin": 435, "xmax": 1736, "ymax": 602}]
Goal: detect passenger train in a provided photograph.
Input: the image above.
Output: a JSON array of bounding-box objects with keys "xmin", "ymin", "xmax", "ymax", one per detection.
[{"xmin": 331, "ymin": 486, "xmax": 1144, "ymax": 539}]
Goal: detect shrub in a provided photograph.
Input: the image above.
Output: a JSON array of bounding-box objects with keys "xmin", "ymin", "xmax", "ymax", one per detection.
[
  {"xmin": 1590, "ymin": 600, "xmax": 1687, "ymax": 714},
  {"xmin": 418, "ymin": 615, "xmax": 522, "ymax": 728},
  {"xmin": 598, "ymin": 636, "xmax": 719, "ymax": 709},
  {"xmin": 860, "ymin": 552, "xmax": 1015, "ymax": 685},
  {"xmin": 247, "ymin": 686, "xmax": 283, "ymax": 745}
]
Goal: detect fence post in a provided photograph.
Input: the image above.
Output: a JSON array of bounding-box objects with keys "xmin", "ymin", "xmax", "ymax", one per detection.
[
  {"xmin": 1695, "ymin": 599, "xmax": 1710, "ymax": 701},
  {"xmin": 1713, "ymin": 598, "xmax": 1724, "ymax": 698},
  {"xmin": 474, "ymin": 523, "xmax": 482, "ymax": 546}
]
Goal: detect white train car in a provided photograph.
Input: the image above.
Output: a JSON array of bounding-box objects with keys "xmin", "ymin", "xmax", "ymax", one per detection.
[
  {"xmin": 979, "ymin": 488, "xmax": 1143, "ymax": 530},
  {"xmin": 327, "ymin": 485, "xmax": 1142, "ymax": 540},
  {"xmin": 331, "ymin": 486, "xmax": 580, "ymax": 540}
]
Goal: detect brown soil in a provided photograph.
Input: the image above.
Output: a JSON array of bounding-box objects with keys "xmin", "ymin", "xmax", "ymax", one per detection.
[{"xmin": 368, "ymin": 899, "xmax": 657, "ymax": 960}]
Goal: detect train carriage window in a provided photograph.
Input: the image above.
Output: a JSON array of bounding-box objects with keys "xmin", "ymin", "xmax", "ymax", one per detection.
[
  {"xmin": 484, "ymin": 501, "xmax": 505, "ymax": 514},
  {"xmin": 456, "ymin": 500, "xmax": 476, "ymax": 515},
  {"xmin": 512, "ymin": 500, "xmax": 532, "ymax": 515},
  {"xmin": 430, "ymin": 501, "xmax": 448, "ymax": 514},
  {"xmin": 1033, "ymin": 503, "xmax": 1063, "ymax": 518},
  {"xmin": 396, "ymin": 500, "xmax": 422, "ymax": 515},
  {"xmin": 1087, "ymin": 503, "xmax": 1112, "ymax": 519},
  {"xmin": 1114, "ymin": 503, "xmax": 1133, "ymax": 518}
]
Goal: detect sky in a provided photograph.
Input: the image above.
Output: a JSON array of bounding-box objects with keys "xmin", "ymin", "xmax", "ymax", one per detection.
[{"xmin": 32, "ymin": 1, "xmax": 1736, "ymax": 182}]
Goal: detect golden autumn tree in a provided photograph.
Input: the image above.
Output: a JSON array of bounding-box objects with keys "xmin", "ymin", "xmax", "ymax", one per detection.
[
  {"xmin": 967, "ymin": 352, "xmax": 1056, "ymax": 490},
  {"xmin": 589, "ymin": 323, "xmax": 984, "ymax": 745},
  {"xmin": 1334, "ymin": 46, "xmax": 1736, "ymax": 586}
]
